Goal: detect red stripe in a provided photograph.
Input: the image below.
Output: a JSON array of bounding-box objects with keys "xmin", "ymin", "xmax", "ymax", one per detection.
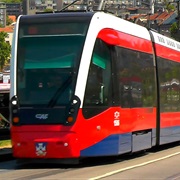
[
  {"xmin": 116, "ymin": 31, "xmax": 153, "ymax": 53},
  {"xmin": 154, "ymin": 44, "xmax": 180, "ymax": 63},
  {"xmin": 98, "ymin": 29, "xmax": 180, "ymax": 63},
  {"xmin": 97, "ymin": 28, "xmax": 153, "ymax": 54}
]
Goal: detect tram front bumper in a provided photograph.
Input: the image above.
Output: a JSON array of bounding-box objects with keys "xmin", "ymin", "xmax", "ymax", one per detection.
[{"xmin": 11, "ymin": 132, "xmax": 80, "ymax": 159}]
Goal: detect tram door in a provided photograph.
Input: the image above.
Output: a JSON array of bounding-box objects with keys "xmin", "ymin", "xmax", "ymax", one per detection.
[{"xmin": 82, "ymin": 37, "xmax": 132, "ymax": 156}]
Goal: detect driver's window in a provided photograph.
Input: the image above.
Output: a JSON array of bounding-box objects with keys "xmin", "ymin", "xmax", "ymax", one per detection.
[{"xmin": 83, "ymin": 39, "xmax": 112, "ymax": 108}]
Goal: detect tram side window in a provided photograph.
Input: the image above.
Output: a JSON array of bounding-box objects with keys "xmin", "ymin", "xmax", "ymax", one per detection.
[
  {"xmin": 158, "ymin": 57, "xmax": 180, "ymax": 112},
  {"xmin": 115, "ymin": 47, "xmax": 155, "ymax": 108},
  {"xmin": 83, "ymin": 39, "xmax": 112, "ymax": 118}
]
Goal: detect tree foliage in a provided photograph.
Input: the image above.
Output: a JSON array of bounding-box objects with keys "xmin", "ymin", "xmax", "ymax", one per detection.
[
  {"xmin": 170, "ymin": 22, "xmax": 178, "ymax": 34},
  {"xmin": 170, "ymin": 22, "xmax": 180, "ymax": 42},
  {"xmin": 44, "ymin": 8, "xmax": 53, "ymax": 13},
  {"xmin": 0, "ymin": 32, "xmax": 11, "ymax": 70},
  {"xmin": 1, "ymin": 0, "xmax": 23, "ymax": 3},
  {"xmin": 164, "ymin": 0, "xmax": 176, "ymax": 12},
  {"xmin": 6, "ymin": 16, "xmax": 13, "ymax": 26}
]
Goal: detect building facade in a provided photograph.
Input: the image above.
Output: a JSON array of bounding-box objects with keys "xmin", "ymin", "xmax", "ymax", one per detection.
[
  {"xmin": 0, "ymin": 2, "xmax": 6, "ymax": 27},
  {"xmin": 22, "ymin": 0, "xmax": 64, "ymax": 14},
  {"xmin": 6, "ymin": 3, "xmax": 22, "ymax": 18}
]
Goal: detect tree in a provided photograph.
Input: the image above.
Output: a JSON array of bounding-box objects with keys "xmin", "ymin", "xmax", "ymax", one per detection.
[
  {"xmin": 6, "ymin": 15, "xmax": 13, "ymax": 26},
  {"xmin": 44, "ymin": 8, "xmax": 53, "ymax": 13},
  {"xmin": 0, "ymin": 32, "xmax": 11, "ymax": 71},
  {"xmin": 163, "ymin": 0, "xmax": 175, "ymax": 12},
  {"xmin": 170, "ymin": 22, "xmax": 178, "ymax": 35},
  {"xmin": 170, "ymin": 22, "xmax": 180, "ymax": 41},
  {"xmin": 1, "ymin": 0, "xmax": 23, "ymax": 3},
  {"xmin": 163, "ymin": 0, "xmax": 180, "ymax": 42}
]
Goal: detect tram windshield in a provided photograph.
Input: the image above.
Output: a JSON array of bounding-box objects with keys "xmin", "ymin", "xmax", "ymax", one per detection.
[{"xmin": 17, "ymin": 14, "xmax": 91, "ymax": 107}]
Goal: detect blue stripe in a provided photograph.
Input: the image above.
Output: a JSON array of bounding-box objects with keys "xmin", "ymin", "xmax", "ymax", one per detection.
[
  {"xmin": 80, "ymin": 133, "xmax": 131, "ymax": 157},
  {"xmin": 160, "ymin": 125, "xmax": 180, "ymax": 144}
]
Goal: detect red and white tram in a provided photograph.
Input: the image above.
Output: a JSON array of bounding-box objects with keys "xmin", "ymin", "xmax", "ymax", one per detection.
[{"xmin": 10, "ymin": 11, "xmax": 180, "ymax": 163}]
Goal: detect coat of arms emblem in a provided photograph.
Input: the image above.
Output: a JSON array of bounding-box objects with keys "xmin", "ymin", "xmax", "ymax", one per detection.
[{"xmin": 35, "ymin": 142, "xmax": 47, "ymax": 156}]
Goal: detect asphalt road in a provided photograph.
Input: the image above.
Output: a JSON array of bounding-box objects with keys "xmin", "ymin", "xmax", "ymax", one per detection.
[
  {"xmin": 98, "ymin": 154, "xmax": 180, "ymax": 179},
  {"xmin": 0, "ymin": 142, "xmax": 179, "ymax": 180}
]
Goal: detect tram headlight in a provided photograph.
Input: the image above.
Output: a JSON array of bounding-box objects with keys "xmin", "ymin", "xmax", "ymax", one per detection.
[
  {"xmin": 12, "ymin": 99, "xmax": 17, "ymax": 105},
  {"xmin": 69, "ymin": 107, "xmax": 75, "ymax": 113},
  {"xmin": 13, "ymin": 117, "xmax": 19, "ymax": 123},
  {"xmin": 65, "ymin": 95, "xmax": 81, "ymax": 125},
  {"xmin": 10, "ymin": 96, "xmax": 20, "ymax": 125},
  {"xmin": 67, "ymin": 116, "xmax": 74, "ymax": 123}
]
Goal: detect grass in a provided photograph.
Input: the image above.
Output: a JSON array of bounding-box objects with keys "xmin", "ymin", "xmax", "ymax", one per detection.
[{"xmin": 0, "ymin": 140, "xmax": 12, "ymax": 148}]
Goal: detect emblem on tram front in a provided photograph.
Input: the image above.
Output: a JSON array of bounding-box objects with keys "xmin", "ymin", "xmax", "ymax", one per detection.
[{"xmin": 35, "ymin": 142, "xmax": 47, "ymax": 156}]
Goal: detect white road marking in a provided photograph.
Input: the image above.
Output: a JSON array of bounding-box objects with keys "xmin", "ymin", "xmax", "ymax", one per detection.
[{"xmin": 89, "ymin": 151, "xmax": 180, "ymax": 180}]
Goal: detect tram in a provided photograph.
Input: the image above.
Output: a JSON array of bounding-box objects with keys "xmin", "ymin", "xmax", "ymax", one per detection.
[{"xmin": 10, "ymin": 11, "xmax": 180, "ymax": 163}]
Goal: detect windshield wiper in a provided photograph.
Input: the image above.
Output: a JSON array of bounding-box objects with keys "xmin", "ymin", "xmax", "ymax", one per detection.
[{"xmin": 47, "ymin": 76, "xmax": 72, "ymax": 107}]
